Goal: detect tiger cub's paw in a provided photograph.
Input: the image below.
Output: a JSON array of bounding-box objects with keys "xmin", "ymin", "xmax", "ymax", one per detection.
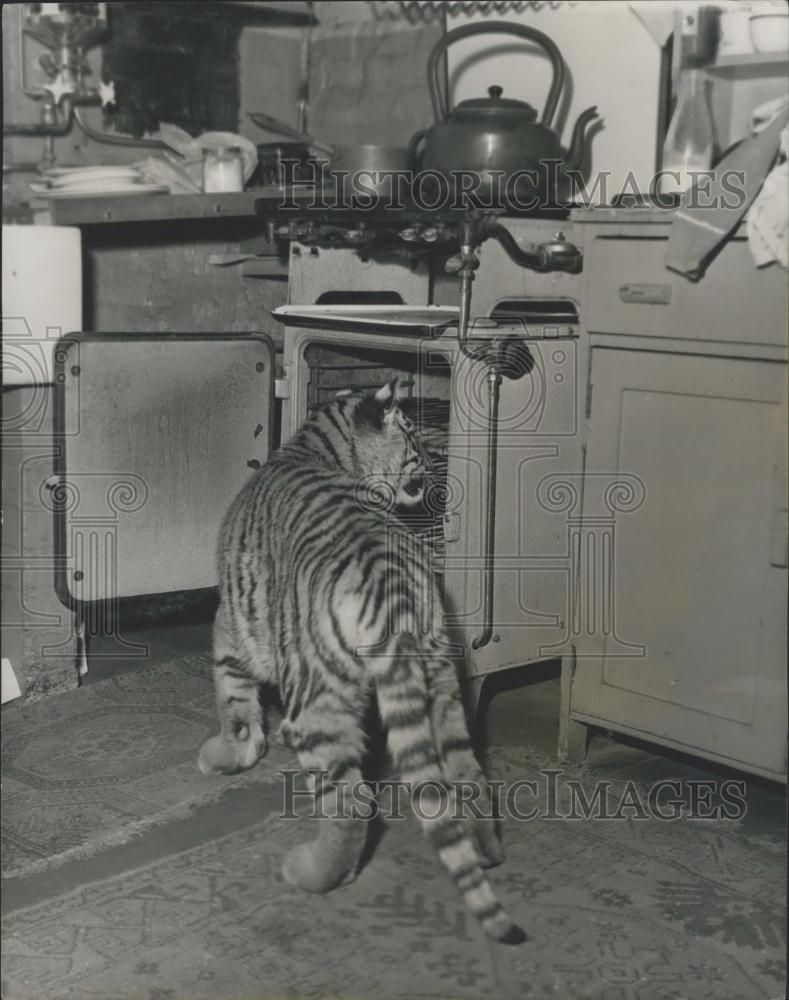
[
  {"xmin": 276, "ymin": 718, "xmax": 300, "ymax": 751},
  {"xmin": 197, "ymin": 734, "xmax": 266, "ymax": 775},
  {"xmin": 474, "ymin": 821, "xmax": 505, "ymax": 869},
  {"xmin": 282, "ymin": 842, "xmax": 358, "ymax": 894}
]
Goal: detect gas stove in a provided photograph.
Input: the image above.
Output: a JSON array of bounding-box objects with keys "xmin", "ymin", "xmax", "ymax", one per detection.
[{"xmin": 256, "ymin": 196, "xmax": 582, "ymax": 280}]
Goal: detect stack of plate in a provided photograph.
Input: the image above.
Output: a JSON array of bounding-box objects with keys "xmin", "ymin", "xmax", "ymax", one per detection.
[{"xmin": 29, "ymin": 166, "xmax": 169, "ymax": 199}]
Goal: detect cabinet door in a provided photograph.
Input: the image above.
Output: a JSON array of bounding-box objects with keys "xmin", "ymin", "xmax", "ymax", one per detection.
[{"xmin": 571, "ymin": 348, "xmax": 787, "ymax": 778}]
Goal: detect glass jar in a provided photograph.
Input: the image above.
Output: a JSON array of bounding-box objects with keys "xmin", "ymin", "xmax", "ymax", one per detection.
[{"xmin": 202, "ymin": 146, "xmax": 244, "ymax": 193}]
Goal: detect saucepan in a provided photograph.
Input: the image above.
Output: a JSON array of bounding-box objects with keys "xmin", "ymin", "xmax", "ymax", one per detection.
[{"xmin": 248, "ymin": 111, "xmax": 411, "ymax": 195}]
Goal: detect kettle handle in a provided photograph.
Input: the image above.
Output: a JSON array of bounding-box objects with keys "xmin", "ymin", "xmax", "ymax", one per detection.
[
  {"xmin": 427, "ymin": 21, "xmax": 565, "ymax": 128},
  {"xmin": 408, "ymin": 128, "xmax": 428, "ymax": 169}
]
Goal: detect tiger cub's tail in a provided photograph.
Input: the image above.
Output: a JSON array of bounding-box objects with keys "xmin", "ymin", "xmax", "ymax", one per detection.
[{"xmin": 372, "ymin": 634, "xmax": 526, "ymax": 945}]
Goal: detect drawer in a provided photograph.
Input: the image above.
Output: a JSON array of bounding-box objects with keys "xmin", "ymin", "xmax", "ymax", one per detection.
[{"xmin": 586, "ymin": 233, "xmax": 788, "ymax": 346}]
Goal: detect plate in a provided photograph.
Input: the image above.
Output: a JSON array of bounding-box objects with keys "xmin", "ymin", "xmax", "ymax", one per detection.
[
  {"xmin": 47, "ymin": 176, "xmax": 146, "ymax": 192},
  {"xmin": 41, "ymin": 184, "xmax": 170, "ymax": 199},
  {"xmin": 272, "ymin": 305, "xmax": 461, "ymax": 334},
  {"xmin": 49, "ymin": 174, "xmax": 143, "ymax": 191},
  {"xmin": 44, "ymin": 166, "xmax": 143, "ymax": 181}
]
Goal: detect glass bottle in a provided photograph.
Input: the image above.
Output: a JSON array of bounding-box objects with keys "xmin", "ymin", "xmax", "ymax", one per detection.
[{"xmin": 660, "ymin": 69, "xmax": 715, "ymax": 197}]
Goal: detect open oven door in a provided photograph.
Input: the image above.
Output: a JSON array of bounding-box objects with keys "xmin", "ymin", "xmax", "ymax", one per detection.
[{"xmin": 53, "ymin": 333, "xmax": 275, "ymax": 610}]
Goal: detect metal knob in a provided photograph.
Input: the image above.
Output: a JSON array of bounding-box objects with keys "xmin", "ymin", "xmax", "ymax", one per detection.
[{"xmin": 537, "ymin": 232, "xmax": 582, "ymax": 272}]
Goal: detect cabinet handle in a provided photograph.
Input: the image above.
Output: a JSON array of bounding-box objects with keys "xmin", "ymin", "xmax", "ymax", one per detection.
[
  {"xmin": 770, "ymin": 504, "xmax": 788, "ymax": 568},
  {"xmin": 619, "ymin": 283, "xmax": 672, "ymax": 305}
]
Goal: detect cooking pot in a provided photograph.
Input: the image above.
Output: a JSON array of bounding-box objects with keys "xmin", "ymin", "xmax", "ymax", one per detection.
[
  {"xmin": 409, "ymin": 21, "xmax": 599, "ymax": 208},
  {"xmin": 248, "ymin": 112, "xmax": 411, "ymax": 197}
]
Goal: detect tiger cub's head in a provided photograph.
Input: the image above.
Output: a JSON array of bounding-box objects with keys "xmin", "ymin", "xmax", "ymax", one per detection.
[{"xmin": 333, "ymin": 379, "xmax": 429, "ymax": 508}]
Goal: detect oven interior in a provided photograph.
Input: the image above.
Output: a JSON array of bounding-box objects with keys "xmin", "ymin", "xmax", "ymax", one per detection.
[{"xmin": 302, "ymin": 341, "xmax": 453, "ymax": 573}]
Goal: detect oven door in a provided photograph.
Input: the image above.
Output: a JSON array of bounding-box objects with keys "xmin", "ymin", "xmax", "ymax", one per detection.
[{"xmin": 53, "ymin": 333, "xmax": 275, "ymax": 608}]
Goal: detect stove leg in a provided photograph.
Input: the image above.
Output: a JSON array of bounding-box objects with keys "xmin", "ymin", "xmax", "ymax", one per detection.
[
  {"xmin": 466, "ymin": 673, "xmax": 487, "ymax": 728},
  {"xmin": 75, "ymin": 614, "xmax": 89, "ymax": 685},
  {"xmin": 558, "ymin": 648, "xmax": 587, "ymax": 762}
]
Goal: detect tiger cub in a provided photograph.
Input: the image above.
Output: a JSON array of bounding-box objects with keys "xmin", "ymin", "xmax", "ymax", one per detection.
[{"xmin": 198, "ymin": 379, "xmax": 525, "ymax": 945}]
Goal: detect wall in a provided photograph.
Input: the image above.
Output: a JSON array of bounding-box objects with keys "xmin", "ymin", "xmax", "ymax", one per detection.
[
  {"xmin": 447, "ymin": 2, "xmax": 664, "ymax": 200},
  {"xmin": 86, "ymin": 223, "xmax": 287, "ymax": 338},
  {"xmin": 238, "ymin": 24, "xmax": 304, "ymax": 146},
  {"xmin": 304, "ymin": 1, "xmax": 441, "ymax": 146},
  {"xmin": 238, "ymin": 3, "xmax": 440, "ymax": 149}
]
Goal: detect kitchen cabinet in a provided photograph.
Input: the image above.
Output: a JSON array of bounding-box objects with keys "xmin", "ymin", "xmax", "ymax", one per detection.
[{"xmin": 561, "ymin": 209, "xmax": 788, "ymax": 781}]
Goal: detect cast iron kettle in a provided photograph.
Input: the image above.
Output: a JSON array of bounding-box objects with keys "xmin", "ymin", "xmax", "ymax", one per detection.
[{"xmin": 410, "ymin": 22, "xmax": 599, "ymax": 208}]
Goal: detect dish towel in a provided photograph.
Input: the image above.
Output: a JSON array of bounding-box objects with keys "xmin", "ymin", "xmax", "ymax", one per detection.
[
  {"xmin": 135, "ymin": 124, "xmax": 258, "ymax": 194},
  {"xmin": 665, "ymin": 98, "xmax": 789, "ymax": 278},
  {"xmin": 747, "ymin": 98, "xmax": 788, "ymax": 268}
]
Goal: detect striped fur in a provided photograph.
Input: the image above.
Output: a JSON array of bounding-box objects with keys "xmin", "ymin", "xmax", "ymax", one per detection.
[{"xmin": 198, "ymin": 379, "xmax": 525, "ymax": 945}]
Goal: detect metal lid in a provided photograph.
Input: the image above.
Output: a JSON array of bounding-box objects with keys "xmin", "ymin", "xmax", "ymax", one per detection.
[
  {"xmin": 203, "ymin": 145, "xmax": 242, "ymax": 156},
  {"xmin": 452, "ymin": 86, "xmax": 538, "ymax": 122}
]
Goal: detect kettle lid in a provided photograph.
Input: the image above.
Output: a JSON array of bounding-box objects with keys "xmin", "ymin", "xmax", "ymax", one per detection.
[{"xmin": 452, "ymin": 85, "xmax": 538, "ymax": 121}]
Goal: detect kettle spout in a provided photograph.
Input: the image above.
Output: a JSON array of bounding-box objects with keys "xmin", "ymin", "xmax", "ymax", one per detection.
[{"xmin": 562, "ymin": 105, "xmax": 599, "ymax": 176}]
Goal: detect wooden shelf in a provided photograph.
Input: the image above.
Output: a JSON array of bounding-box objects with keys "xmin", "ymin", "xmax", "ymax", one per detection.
[
  {"xmin": 46, "ymin": 187, "xmax": 317, "ymax": 226},
  {"xmin": 707, "ymin": 51, "xmax": 789, "ymax": 76},
  {"xmin": 225, "ymin": 1, "xmax": 314, "ymax": 17},
  {"xmin": 132, "ymin": 2, "xmax": 316, "ymax": 24}
]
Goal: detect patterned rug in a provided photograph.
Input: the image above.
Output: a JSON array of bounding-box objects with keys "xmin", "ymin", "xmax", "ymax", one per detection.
[
  {"xmin": 1, "ymin": 655, "xmax": 294, "ymax": 879},
  {"xmin": 2, "ymin": 744, "xmax": 785, "ymax": 1000}
]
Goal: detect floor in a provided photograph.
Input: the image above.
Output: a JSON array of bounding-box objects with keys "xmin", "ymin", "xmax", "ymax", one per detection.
[
  {"xmin": 41, "ymin": 615, "xmax": 789, "ymax": 872},
  {"xmin": 73, "ymin": 616, "xmax": 789, "ymax": 902},
  {"xmin": 3, "ymin": 613, "xmax": 786, "ymax": 1000}
]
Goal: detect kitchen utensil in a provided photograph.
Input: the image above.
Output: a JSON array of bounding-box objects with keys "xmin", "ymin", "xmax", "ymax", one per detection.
[
  {"xmin": 135, "ymin": 154, "xmax": 201, "ymax": 194},
  {"xmin": 30, "ymin": 164, "xmax": 167, "ymax": 197},
  {"xmin": 193, "ymin": 133, "xmax": 258, "ymax": 184},
  {"xmin": 273, "ymin": 304, "xmax": 460, "ymax": 335},
  {"xmin": 256, "ymin": 143, "xmax": 312, "ymax": 186},
  {"xmin": 44, "ymin": 166, "xmax": 143, "ymax": 182},
  {"xmin": 248, "ymin": 112, "xmax": 411, "ymax": 195},
  {"xmin": 47, "ymin": 174, "xmax": 145, "ymax": 192},
  {"xmin": 749, "ymin": 7, "xmax": 789, "ymax": 53},
  {"xmin": 39, "ymin": 184, "xmax": 169, "ymax": 199},
  {"xmin": 409, "ymin": 21, "xmax": 599, "ymax": 207},
  {"xmin": 248, "ymin": 111, "xmax": 335, "ymax": 157},
  {"xmin": 202, "ymin": 146, "xmax": 244, "ymax": 192},
  {"xmin": 73, "ymin": 109, "xmax": 181, "ymax": 151},
  {"xmin": 42, "ymin": 178, "xmax": 147, "ymax": 193}
]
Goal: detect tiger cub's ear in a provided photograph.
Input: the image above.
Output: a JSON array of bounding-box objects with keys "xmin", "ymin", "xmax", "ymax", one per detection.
[
  {"xmin": 374, "ymin": 378, "xmax": 410, "ymax": 413},
  {"xmin": 375, "ymin": 380, "xmax": 415, "ymax": 434},
  {"xmin": 374, "ymin": 379, "xmax": 397, "ymax": 412}
]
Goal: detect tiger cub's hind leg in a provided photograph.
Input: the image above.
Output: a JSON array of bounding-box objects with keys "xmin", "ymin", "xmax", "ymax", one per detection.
[
  {"xmin": 198, "ymin": 606, "xmax": 268, "ymax": 775},
  {"xmin": 281, "ymin": 698, "xmax": 368, "ymax": 894}
]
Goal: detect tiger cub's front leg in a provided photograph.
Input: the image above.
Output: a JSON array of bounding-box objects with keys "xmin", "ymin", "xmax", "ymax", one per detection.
[{"xmin": 198, "ymin": 611, "xmax": 268, "ymax": 775}]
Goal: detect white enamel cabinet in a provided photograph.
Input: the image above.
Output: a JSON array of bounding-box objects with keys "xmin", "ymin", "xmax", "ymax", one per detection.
[{"xmin": 561, "ymin": 210, "xmax": 788, "ymax": 781}]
